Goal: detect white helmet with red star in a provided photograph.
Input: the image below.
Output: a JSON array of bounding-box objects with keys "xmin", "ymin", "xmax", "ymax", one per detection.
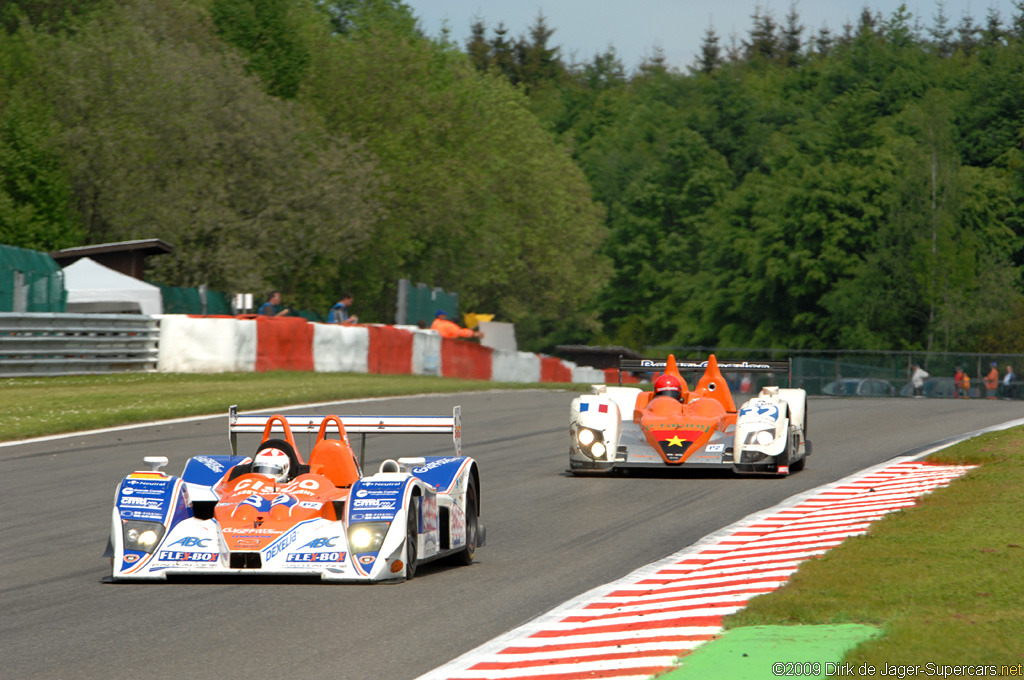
[{"xmin": 252, "ymin": 447, "xmax": 290, "ymax": 482}]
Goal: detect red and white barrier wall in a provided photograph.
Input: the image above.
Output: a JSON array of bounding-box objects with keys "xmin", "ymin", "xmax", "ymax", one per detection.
[{"xmin": 156, "ymin": 315, "xmax": 607, "ymax": 384}]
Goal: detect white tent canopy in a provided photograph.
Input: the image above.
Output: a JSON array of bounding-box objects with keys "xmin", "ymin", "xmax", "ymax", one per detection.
[{"xmin": 62, "ymin": 257, "xmax": 163, "ymax": 315}]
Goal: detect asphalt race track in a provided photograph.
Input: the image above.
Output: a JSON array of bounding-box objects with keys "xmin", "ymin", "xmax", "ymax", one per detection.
[{"xmin": 2, "ymin": 391, "xmax": 1021, "ymax": 680}]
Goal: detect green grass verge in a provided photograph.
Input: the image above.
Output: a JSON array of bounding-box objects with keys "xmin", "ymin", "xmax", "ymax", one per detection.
[
  {"xmin": 725, "ymin": 426, "xmax": 1024, "ymax": 665},
  {"xmin": 0, "ymin": 372, "xmax": 579, "ymax": 442}
]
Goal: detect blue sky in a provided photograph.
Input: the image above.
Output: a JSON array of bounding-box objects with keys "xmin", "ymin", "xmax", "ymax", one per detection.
[{"xmin": 405, "ymin": 1, "xmax": 1019, "ymax": 71}]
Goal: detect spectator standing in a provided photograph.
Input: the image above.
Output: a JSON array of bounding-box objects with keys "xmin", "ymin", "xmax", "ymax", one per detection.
[
  {"xmin": 430, "ymin": 310, "xmax": 482, "ymax": 340},
  {"xmin": 953, "ymin": 366, "xmax": 966, "ymax": 399},
  {"xmin": 1002, "ymin": 364, "xmax": 1016, "ymax": 399},
  {"xmin": 327, "ymin": 293, "xmax": 359, "ymax": 325},
  {"xmin": 258, "ymin": 291, "xmax": 291, "ymax": 317},
  {"xmin": 984, "ymin": 361, "xmax": 999, "ymax": 399},
  {"xmin": 910, "ymin": 363, "xmax": 929, "ymax": 397}
]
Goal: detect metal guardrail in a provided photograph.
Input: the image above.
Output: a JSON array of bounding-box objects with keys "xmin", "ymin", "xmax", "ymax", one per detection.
[{"xmin": 0, "ymin": 313, "xmax": 159, "ymax": 377}]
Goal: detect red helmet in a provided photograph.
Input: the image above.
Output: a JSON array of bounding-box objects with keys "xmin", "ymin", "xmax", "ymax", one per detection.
[{"xmin": 654, "ymin": 374, "xmax": 682, "ymax": 401}]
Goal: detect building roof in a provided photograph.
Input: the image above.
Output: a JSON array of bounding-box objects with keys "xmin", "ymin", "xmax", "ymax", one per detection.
[{"xmin": 50, "ymin": 239, "xmax": 173, "ymax": 261}]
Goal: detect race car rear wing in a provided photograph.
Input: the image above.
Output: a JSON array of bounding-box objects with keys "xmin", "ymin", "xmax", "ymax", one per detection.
[
  {"xmin": 228, "ymin": 405, "xmax": 462, "ymax": 466},
  {"xmin": 617, "ymin": 358, "xmax": 792, "ymax": 386}
]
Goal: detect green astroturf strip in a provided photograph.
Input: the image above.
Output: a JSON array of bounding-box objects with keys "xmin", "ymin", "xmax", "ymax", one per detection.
[{"xmin": 657, "ymin": 625, "xmax": 881, "ymax": 680}]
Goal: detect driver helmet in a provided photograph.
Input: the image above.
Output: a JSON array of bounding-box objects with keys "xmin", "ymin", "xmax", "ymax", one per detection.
[
  {"xmin": 654, "ymin": 374, "xmax": 682, "ymax": 401},
  {"xmin": 252, "ymin": 447, "xmax": 290, "ymax": 482}
]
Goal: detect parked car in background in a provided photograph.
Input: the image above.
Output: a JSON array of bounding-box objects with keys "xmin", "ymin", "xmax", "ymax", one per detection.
[
  {"xmin": 899, "ymin": 377, "xmax": 957, "ymax": 399},
  {"xmin": 822, "ymin": 378, "xmax": 896, "ymax": 397}
]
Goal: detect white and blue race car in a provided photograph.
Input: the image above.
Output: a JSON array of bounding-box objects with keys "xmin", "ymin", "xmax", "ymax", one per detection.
[
  {"xmin": 569, "ymin": 354, "xmax": 811, "ymax": 475},
  {"xmin": 105, "ymin": 406, "xmax": 483, "ymax": 582}
]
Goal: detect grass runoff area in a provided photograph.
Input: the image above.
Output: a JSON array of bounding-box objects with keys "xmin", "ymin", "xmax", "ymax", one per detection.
[
  {"xmin": 0, "ymin": 372, "xmax": 580, "ymax": 443},
  {"xmin": 666, "ymin": 426, "xmax": 1024, "ymax": 679}
]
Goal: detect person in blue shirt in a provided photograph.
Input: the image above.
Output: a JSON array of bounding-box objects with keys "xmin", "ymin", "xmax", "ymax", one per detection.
[
  {"xmin": 258, "ymin": 291, "xmax": 291, "ymax": 316},
  {"xmin": 327, "ymin": 293, "xmax": 358, "ymax": 324}
]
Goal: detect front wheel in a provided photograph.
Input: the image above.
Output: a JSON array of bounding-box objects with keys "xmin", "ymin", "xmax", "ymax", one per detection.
[
  {"xmin": 405, "ymin": 506, "xmax": 418, "ymax": 579},
  {"xmin": 453, "ymin": 480, "xmax": 479, "ymax": 566},
  {"xmin": 790, "ymin": 434, "xmax": 807, "ymax": 472}
]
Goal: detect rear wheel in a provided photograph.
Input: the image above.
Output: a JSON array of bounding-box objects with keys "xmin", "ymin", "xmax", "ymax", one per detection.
[
  {"xmin": 454, "ymin": 480, "xmax": 479, "ymax": 566},
  {"xmin": 405, "ymin": 506, "xmax": 418, "ymax": 579}
]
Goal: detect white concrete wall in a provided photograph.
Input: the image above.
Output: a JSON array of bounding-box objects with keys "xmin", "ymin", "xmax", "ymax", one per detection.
[
  {"xmin": 571, "ymin": 364, "xmax": 606, "ymax": 384},
  {"xmin": 313, "ymin": 324, "xmax": 370, "ymax": 373},
  {"xmin": 411, "ymin": 329, "xmax": 442, "ymax": 376},
  {"xmin": 157, "ymin": 316, "xmax": 256, "ymax": 372},
  {"xmin": 491, "ymin": 349, "xmax": 542, "ymax": 383}
]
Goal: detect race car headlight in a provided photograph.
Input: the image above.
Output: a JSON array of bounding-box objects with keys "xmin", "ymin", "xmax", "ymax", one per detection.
[
  {"xmin": 122, "ymin": 520, "xmax": 166, "ymax": 553},
  {"xmin": 591, "ymin": 442, "xmax": 607, "ymax": 459},
  {"xmin": 577, "ymin": 428, "xmax": 595, "ymax": 446},
  {"xmin": 347, "ymin": 522, "xmax": 389, "ymax": 553},
  {"xmin": 742, "ymin": 427, "xmax": 777, "ymax": 447}
]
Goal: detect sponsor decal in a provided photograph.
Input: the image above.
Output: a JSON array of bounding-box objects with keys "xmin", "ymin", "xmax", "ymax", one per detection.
[
  {"xmin": 119, "ymin": 496, "xmax": 165, "ymax": 509},
  {"xmin": 168, "ymin": 536, "xmax": 211, "ymax": 548},
  {"xmin": 358, "ymin": 555, "xmax": 375, "ymax": 565},
  {"xmin": 450, "ymin": 503, "xmax": 466, "ymax": 546},
  {"xmin": 778, "ymin": 465, "xmax": 790, "ymax": 474},
  {"xmin": 119, "ymin": 510, "xmax": 165, "ymax": 521},
  {"xmin": 127, "ymin": 472, "xmax": 165, "ymax": 480},
  {"xmin": 226, "ymin": 526, "xmax": 284, "ymax": 534},
  {"xmin": 644, "ymin": 422, "xmax": 711, "ymax": 432},
  {"xmin": 121, "ymin": 487, "xmax": 166, "ymax": 497},
  {"xmin": 299, "ymin": 537, "xmax": 339, "ymax": 549},
  {"xmin": 354, "ymin": 488, "xmax": 400, "ymax": 498},
  {"xmin": 647, "ymin": 428, "xmax": 704, "ymax": 462},
  {"xmin": 350, "ymin": 512, "xmax": 396, "ymax": 521},
  {"xmin": 124, "ymin": 479, "xmax": 168, "ymax": 488},
  {"xmin": 195, "ymin": 456, "xmax": 226, "ymax": 473},
  {"xmin": 353, "ymin": 498, "xmax": 396, "ymax": 509},
  {"xmin": 706, "ymin": 443, "xmax": 725, "ymax": 453},
  {"xmin": 658, "ymin": 437, "xmax": 691, "ymax": 461},
  {"xmin": 263, "ymin": 530, "xmax": 298, "ymax": 560},
  {"xmin": 124, "ymin": 554, "xmax": 140, "ymax": 564},
  {"xmin": 298, "ymin": 501, "xmax": 322, "ymax": 510},
  {"xmin": 675, "ymin": 360, "xmax": 773, "ymax": 370},
  {"xmin": 157, "ymin": 551, "xmax": 218, "ymax": 562},
  {"xmin": 412, "ymin": 457, "xmax": 460, "ymax": 474},
  {"xmin": 625, "ymin": 452, "xmax": 660, "ymax": 462},
  {"xmin": 285, "ymin": 552, "xmax": 346, "ymax": 563}
]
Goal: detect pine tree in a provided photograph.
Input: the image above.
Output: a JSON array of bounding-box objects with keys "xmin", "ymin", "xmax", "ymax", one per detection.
[
  {"xmin": 692, "ymin": 25, "xmax": 723, "ymax": 74},
  {"xmin": 744, "ymin": 6, "xmax": 779, "ymax": 62},
  {"xmin": 780, "ymin": 3, "xmax": 804, "ymax": 66},
  {"xmin": 466, "ymin": 19, "xmax": 491, "ymax": 72}
]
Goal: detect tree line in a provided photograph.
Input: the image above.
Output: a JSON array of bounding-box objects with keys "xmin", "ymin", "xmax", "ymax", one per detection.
[{"xmin": 1, "ymin": 0, "xmax": 1022, "ymax": 353}]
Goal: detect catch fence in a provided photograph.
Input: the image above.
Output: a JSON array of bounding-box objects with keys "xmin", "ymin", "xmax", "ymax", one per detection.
[{"xmin": 646, "ymin": 346, "xmax": 1024, "ymax": 399}]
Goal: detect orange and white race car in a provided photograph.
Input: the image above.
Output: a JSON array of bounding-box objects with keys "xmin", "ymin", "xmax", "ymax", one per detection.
[
  {"xmin": 569, "ymin": 354, "xmax": 811, "ymax": 475},
  {"xmin": 105, "ymin": 406, "xmax": 483, "ymax": 582}
]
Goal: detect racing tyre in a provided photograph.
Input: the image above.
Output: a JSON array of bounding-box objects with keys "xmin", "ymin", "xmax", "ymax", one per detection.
[
  {"xmin": 790, "ymin": 434, "xmax": 807, "ymax": 472},
  {"xmin": 405, "ymin": 506, "xmax": 418, "ymax": 579},
  {"xmin": 453, "ymin": 480, "xmax": 479, "ymax": 566}
]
